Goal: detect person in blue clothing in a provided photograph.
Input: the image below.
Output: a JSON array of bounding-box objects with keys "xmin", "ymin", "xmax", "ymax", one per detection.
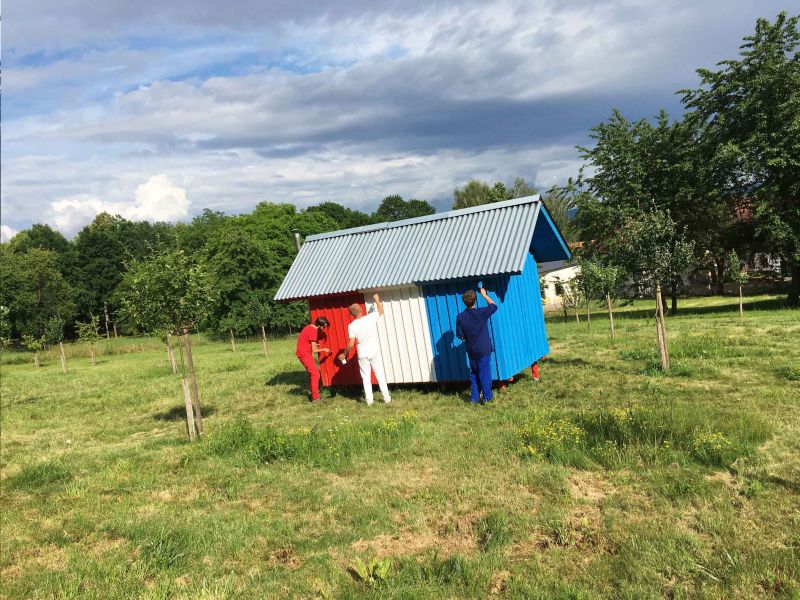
[{"xmin": 456, "ymin": 287, "xmax": 498, "ymax": 404}]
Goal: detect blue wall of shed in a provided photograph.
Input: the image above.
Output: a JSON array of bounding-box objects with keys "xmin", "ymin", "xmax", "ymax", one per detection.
[{"xmin": 421, "ymin": 251, "xmax": 549, "ymax": 382}]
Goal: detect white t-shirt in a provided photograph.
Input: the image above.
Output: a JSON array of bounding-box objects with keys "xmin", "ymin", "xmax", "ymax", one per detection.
[{"xmin": 348, "ymin": 311, "xmax": 381, "ymax": 358}]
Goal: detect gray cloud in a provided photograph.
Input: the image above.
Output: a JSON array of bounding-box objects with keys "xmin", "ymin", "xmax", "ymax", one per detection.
[{"xmin": 2, "ymin": 0, "xmax": 793, "ymax": 235}]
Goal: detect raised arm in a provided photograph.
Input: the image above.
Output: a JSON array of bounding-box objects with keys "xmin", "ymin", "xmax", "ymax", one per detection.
[
  {"xmin": 479, "ymin": 287, "xmax": 495, "ymax": 305},
  {"xmin": 373, "ymin": 293, "xmax": 384, "ymax": 316}
]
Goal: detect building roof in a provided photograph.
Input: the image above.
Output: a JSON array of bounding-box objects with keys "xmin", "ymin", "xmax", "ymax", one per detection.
[{"xmin": 275, "ymin": 195, "xmax": 571, "ymax": 301}]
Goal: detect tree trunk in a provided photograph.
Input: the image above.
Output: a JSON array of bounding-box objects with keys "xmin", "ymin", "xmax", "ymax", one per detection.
[
  {"xmin": 166, "ymin": 334, "xmax": 178, "ymax": 374},
  {"xmin": 104, "ymin": 303, "xmax": 111, "ymax": 339},
  {"xmin": 113, "ymin": 323, "xmax": 118, "ymax": 338},
  {"xmin": 261, "ymin": 325, "xmax": 269, "ymax": 356},
  {"xmin": 715, "ymin": 259, "xmax": 725, "ymax": 295},
  {"xmin": 59, "ymin": 342, "xmax": 68, "ymax": 374},
  {"xmin": 739, "ymin": 285, "xmax": 744, "ymax": 317},
  {"xmin": 182, "ymin": 378, "xmax": 196, "ymax": 441},
  {"xmin": 655, "ymin": 285, "xmax": 670, "ymax": 371},
  {"xmin": 230, "ymin": 329, "xmax": 237, "ymax": 352},
  {"xmin": 670, "ymin": 282, "xmax": 678, "ymax": 315},
  {"xmin": 34, "ymin": 351, "xmax": 40, "ymax": 368},
  {"xmin": 789, "ymin": 262, "xmax": 800, "ymax": 307},
  {"xmin": 574, "ymin": 304, "xmax": 580, "ymax": 323},
  {"xmin": 607, "ymin": 293, "xmax": 615, "ymax": 340},
  {"xmin": 183, "ymin": 328, "xmax": 203, "ymax": 437},
  {"xmin": 562, "ymin": 304, "xmax": 568, "ymax": 324},
  {"xmin": 90, "ymin": 344, "xmax": 96, "ymax": 366}
]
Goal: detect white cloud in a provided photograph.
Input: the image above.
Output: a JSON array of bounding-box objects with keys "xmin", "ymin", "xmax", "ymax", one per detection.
[
  {"xmin": 47, "ymin": 175, "xmax": 190, "ymax": 235},
  {"xmin": 1, "ymin": 225, "xmax": 19, "ymax": 242}
]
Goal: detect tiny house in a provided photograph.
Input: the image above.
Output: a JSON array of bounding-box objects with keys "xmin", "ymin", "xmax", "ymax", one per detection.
[{"xmin": 275, "ymin": 196, "xmax": 571, "ymax": 386}]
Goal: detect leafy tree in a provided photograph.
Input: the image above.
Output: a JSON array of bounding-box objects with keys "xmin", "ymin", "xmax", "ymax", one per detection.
[
  {"xmin": 577, "ymin": 259, "xmax": 623, "ymax": 338},
  {"xmin": 542, "ymin": 182, "xmax": 581, "ymax": 243},
  {"xmin": 43, "ymin": 316, "xmax": 67, "ymax": 347},
  {"xmin": 0, "ymin": 245, "xmax": 75, "ymax": 339},
  {"xmin": 681, "ymin": 12, "xmax": 800, "ymax": 306},
  {"xmin": 205, "ymin": 221, "xmax": 278, "ymax": 336},
  {"xmin": 117, "ymin": 248, "xmax": 216, "ymax": 440},
  {"xmin": 575, "ymin": 109, "xmax": 715, "ymax": 313},
  {"xmin": 727, "ymin": 250, "xmax": 750, "ymax": 317},
  {"xmin": 76, "ymin": 315, "xmax": 102, "ymax": 365},
  {"xmin": 173, "ymin": 209, "xmax": 229, "ymax": 254},
  {"xmin": 73, "ymin": 213, "xmax": 175, "ymax": 320},
  {"xmin": 21, "ymin": 334, "xmax": 45, "ymax": 368},
  {"xmin": 0, "ymin": 305, "xmax": 10, "ymax": 348},
  {"xmin": 306, "ymin": 202, "xmax": 373, "ymax": 229},
  {"xmin": 373, "ymin": 195, "xmax": 435, "ymax": 222},
  {"xmin": 610, "ymin": 211, "xmax": 695, "ymax": 370},
  {"xmin": 453, "ymin": 178, "xmax": 537, "ymax": 209}
]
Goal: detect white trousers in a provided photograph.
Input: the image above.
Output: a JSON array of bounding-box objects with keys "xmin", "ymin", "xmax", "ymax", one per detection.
[{"xmin": 358, "ymin": 352, "xmax": 391, "ymax": 404}]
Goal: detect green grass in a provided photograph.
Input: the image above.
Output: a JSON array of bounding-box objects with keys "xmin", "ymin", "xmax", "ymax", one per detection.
[{"xmin": 1, "ymin": 295, "xmax": 799, "ymax": 598}]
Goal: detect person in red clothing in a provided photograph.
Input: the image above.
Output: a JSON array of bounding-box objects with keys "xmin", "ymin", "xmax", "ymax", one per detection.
[{"xmin": 296, "ymin": 317, "xmax": 330, "ymax": 402}]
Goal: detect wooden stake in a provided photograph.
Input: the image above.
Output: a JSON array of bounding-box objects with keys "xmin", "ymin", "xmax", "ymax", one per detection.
[
  {"xmin": 104, "ymin": 303, "xmax": 111, "ymax": 339},
  {"xmin": 166, "ymin": 334, "xmax": 178, "ymax": 374},
  {"xmin": 183, "ymin": 328, "xmax": 203, "ymax": 437},
  {"xmin": 586, "ymin": 299, "xmax": 591, "ymax": 329},
  {"xmin": 574, "ymin": 306, "xmax": 580, "ymax": 323},
  {"xmin": 655, "ymin": 285, "xmax": 670, "ymax": 371},
  {"xmin": 34, "ymin": 351, "xmax": 40, "ymax": 368},
  {"xmin": 182, "ymin": 378, "xmax": 196, "ymax": 441},
  {"xmin": 261, "ymin": 325, "xmax": 269, "ymax": 356},
  {"xmin": 607, "ymin": 293, "xmax": 615, "ymax": 340},
  {"xmin": 739, "ymin": 286, "xmax": 744, "ymax": 318},
  {"xmin": 90, "ymin": 344, "xmax": 96, "ymax": 366},
  {"xmin": 230, "ymin": 329, "xmax": 237, "ymax": 352},
  {"xmin": 113, "ymin": 323, "xmax": 118, "ymax": 338},
  {"xmin": 59, "ymin": 342, "xmax": 68, "ymax": 374}
]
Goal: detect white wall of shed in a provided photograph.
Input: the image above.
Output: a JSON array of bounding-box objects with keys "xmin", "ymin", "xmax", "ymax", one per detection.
[{"xmin": 362, "ymin": 285, "xmax": 437, "ymax": 383}]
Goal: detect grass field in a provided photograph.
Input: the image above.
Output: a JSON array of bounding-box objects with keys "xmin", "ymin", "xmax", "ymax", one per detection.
[{"xmin": 2, "ymin": 295, "xmax": 799, "ymax": 599}]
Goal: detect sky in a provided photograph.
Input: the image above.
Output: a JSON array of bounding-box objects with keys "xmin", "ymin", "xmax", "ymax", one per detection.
[{"xmin": 0, "ymin": 0, "xmax": 792, "ymax": 240}]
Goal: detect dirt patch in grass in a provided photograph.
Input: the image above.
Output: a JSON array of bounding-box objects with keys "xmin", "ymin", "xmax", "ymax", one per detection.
[
  {"xmin": 567, "ymin": 470, "xmax": 614, "ymax": 503},
  {"xmin": 350, "ymin": 511, "xmax": 481, "ymax": 558},
  {"xmin": 1, "ymin": 544, "xmax": 68, "ymax": 581},
  {"xmin": 488, "ymin": 569, "xmax": 511, "ymax": 595}
]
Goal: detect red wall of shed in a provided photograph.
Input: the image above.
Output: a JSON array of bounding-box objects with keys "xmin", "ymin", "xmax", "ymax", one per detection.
[{"xmin": 309, "ymin": 293, "xmax": 375, "ymax": 387}]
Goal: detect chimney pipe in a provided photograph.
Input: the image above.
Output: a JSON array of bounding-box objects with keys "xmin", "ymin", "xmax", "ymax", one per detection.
[{"xmin": 292, "ymin": 229, "xmax": 302, "ymax": 253}]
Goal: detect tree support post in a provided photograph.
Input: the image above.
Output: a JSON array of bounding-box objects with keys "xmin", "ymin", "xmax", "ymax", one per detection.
[
  {"xmin": 261, "ymin": 325, "xmax": 269, "ymax": 356},
  {"xmin": 59, "ymin": 342, "xmax": 68, "ymax": 374},
  {"xmin": 230, "ymin": 329, "xmax": 237, "ymax": 352},
  {"xmin": 607, "ymin": 293, "xmax": 615, "ymax": 340},
  {"xmin": 183, "ymin": 327, "xmax": 203, "ymax": 437},
  {"xmin": 655, "ymin": 285, "xmax": 670, "ymax": 371}
]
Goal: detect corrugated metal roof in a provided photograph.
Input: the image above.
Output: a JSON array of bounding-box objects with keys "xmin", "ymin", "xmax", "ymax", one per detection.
[{"xmin": 275, "ymin": 195, "xmax": 548, "ymax": 301}]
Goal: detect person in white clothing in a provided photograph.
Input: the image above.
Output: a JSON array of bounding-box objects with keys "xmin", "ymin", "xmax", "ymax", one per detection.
[{"xmin": 338, "ymin": 293, "xmax": 392, "ymax": 405}]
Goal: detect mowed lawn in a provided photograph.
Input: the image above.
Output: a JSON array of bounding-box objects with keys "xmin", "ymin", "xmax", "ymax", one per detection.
[{"xmin": 1, "ymin": 296, "xmax": 799, "ymax": 599}]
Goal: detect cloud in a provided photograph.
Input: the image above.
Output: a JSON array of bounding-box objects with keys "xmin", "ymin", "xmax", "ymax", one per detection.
[
  {"xmin": 46, "ymin": 175, "xmax": 190, "ymax": 236},
  {"xmin": 1, "ymin": 225, "xmax": 20, "ymax": 242},
  {"xmin": 1, "ymin": 0, "xmax": 792, "ymax": 236}
]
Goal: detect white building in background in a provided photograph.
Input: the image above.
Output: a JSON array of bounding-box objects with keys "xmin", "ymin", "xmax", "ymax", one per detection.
[{"xmin": 538, "ymin": 260, "xmax": 580, "ymax": 312}]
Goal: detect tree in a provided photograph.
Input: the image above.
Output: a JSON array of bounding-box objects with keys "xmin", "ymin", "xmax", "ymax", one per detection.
[
  {"xmin": 117, "ymin": 248, "xmax": 216, "ymax": 440},
  {"xmin": 21, "ymin": 334, "xmax": 45, "ymax": 368},
  {"xmin": 306, "ymin": 202, "xmax": 373, "ymax": 229},
  {"xmin": 575, "ymin": 109, "xmax": 717, "ymax": 313},
  {"xmin": 577, "ymin": 259, "xmax": 623, "ymax": 339},
  {"xmin": 610, "ymin": 211, "xmax": 695, "ymax": 370},
  {"xmin": 542, "ymin": 182, "xmax": 581, "ymax": 243},
  {"xmin": 76, "ymin": 316, "xmax": 102, "ymax": 365},
  {"xmin": 373, "ymin": 195, "xmax": 436, "ymax": 222},
  {"xmin": 0, "ymin": 245, "xmax": 75, "ymax": 340},
  {"xmin": 681, "ymin": 12, "xmax": 800, "ymax": 306},
  {"xmin": 727, "ymin": 250, "xmax": 750, "ymax": 317}
]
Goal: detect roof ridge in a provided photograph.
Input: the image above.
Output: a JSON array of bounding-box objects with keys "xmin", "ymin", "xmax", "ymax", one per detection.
[{"xmin": 305, "ymin": 194, "xmax": 540, "ymax": 242}]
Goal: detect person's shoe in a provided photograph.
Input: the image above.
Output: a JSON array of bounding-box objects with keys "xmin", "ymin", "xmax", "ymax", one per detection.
[
  {"xmin": 383, "ymin": 398, "xmax": 392, "ymax": 404},
  {"xmin": 310, "ymin": 396, "xmax": 320, "ymax": 403},
  {"xmin": 365, "ymin": 400, "xmax": 374, "ymax": 406},
  {"xmin": 470, "ymin": 399, "xmax": 480, "ymax": 404}
]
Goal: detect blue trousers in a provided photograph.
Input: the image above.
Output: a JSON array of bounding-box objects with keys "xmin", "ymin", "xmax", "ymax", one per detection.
[{"xmin": 469, "ymin": 354, "xmax": 493, "ymax": 402}]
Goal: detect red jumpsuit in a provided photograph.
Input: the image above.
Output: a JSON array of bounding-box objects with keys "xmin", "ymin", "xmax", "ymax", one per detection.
[{"xmin": 296, "ymin": 325, "xmax": 323, "ymax": 400}]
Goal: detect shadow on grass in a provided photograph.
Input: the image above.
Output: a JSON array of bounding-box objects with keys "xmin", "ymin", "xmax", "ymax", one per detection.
[
  {"xmin": 153, "ymin": 405, "xmax": 217, "ymax": 421},
  {"xmin": 610, "ymin": 297, "xmax": 790, "ymax": 320}
]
